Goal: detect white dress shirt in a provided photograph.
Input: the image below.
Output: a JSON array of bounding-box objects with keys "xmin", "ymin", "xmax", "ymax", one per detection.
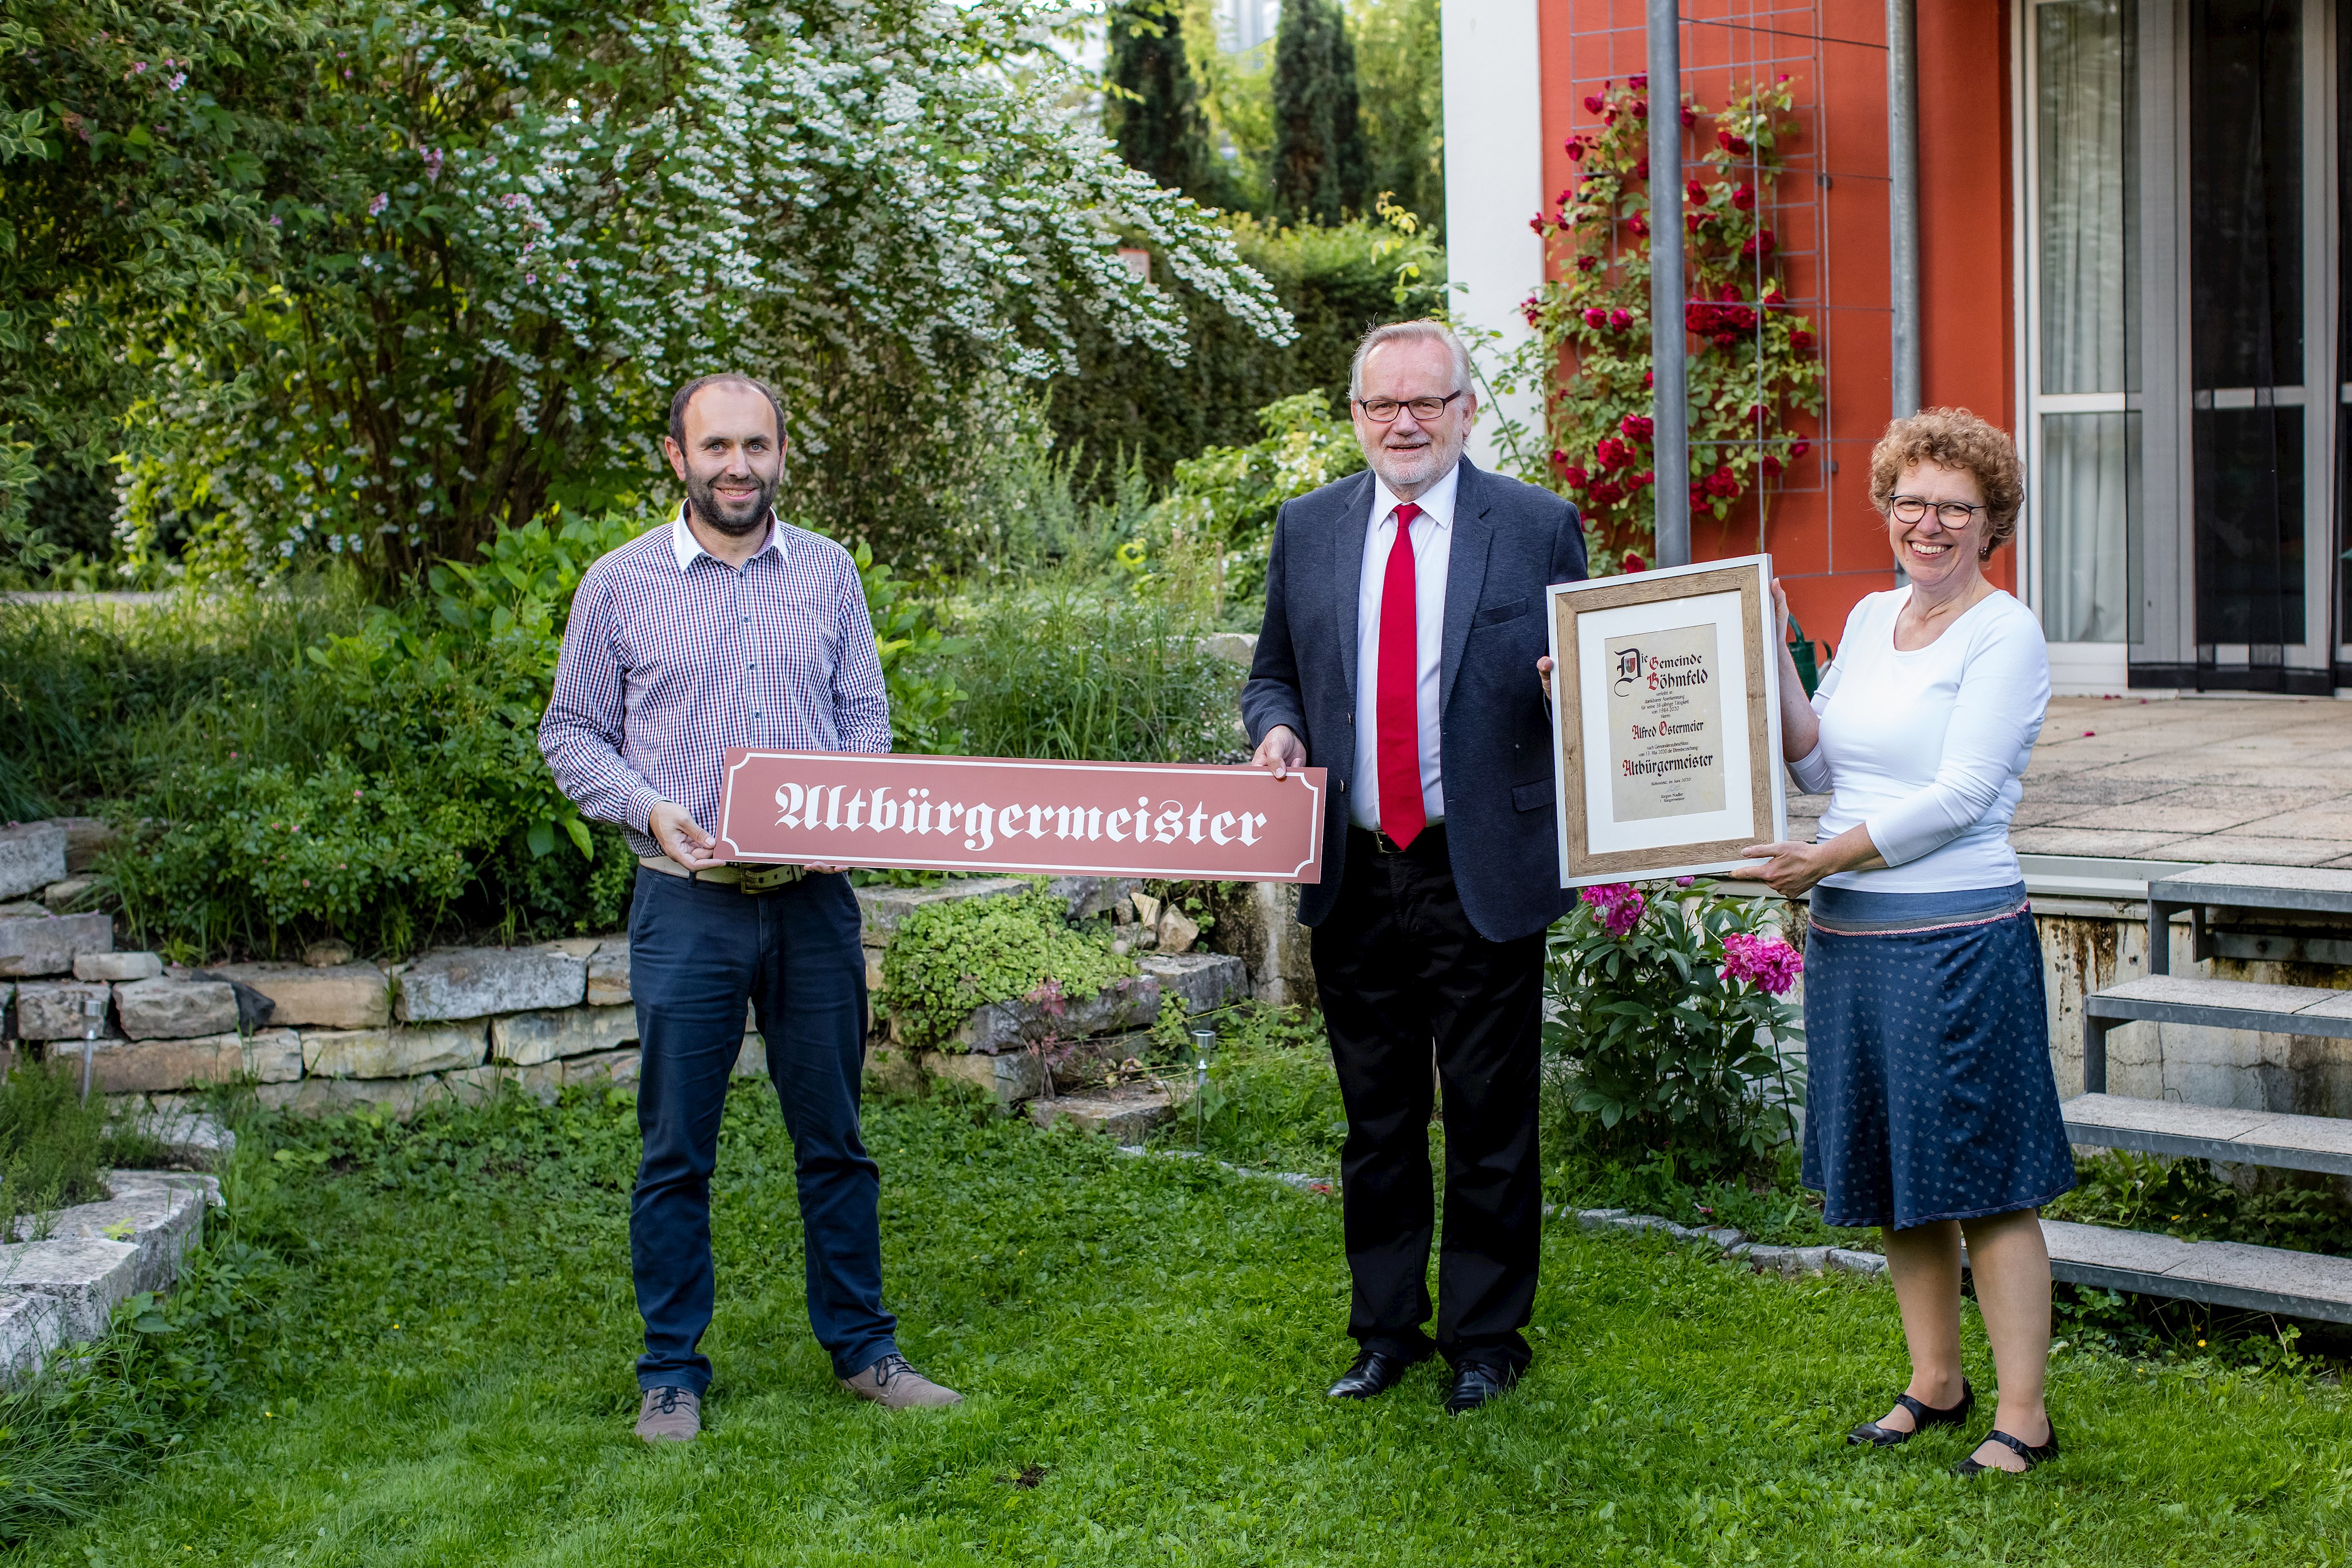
[{"xmin": 1351, "ymin": 465, "xmax": 1458, "ymax": 833}]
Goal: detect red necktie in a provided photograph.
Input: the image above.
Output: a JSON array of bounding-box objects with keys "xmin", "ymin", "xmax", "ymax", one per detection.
[{"xmin": 1376, "ymin": 501, "xmax": 1426, "ymax": 848}]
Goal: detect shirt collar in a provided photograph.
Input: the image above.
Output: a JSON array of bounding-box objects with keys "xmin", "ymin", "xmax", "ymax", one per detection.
[
  {"xmin": 1370, "ymin": 461, "xmax": 1460, "ymax": 533},
  {"xmin": 671, "ymin": 504, "xmax": 784, "ymax": 572}
]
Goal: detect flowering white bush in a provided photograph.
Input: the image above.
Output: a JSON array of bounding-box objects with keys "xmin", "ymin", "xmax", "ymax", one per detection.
[{"xmin": 118, "ymin": 0, "xmax": 1293, "ymax": 576}]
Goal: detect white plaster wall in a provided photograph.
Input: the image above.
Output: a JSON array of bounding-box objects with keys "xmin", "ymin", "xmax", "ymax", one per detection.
[{"xmin": 1440, "ymin": 0, "xmax": 1548, "ymax": 475}]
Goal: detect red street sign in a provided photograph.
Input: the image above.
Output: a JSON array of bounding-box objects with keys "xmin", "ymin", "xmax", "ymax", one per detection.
[{"xmin": 715, "ymin": 750, "xmax": 1327, "ymax": 882}]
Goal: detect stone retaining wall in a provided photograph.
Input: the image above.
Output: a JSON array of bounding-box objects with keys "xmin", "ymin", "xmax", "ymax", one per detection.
[{"xmin": 0, "ymin": 855, "xmax": 1281, "ymax": 1120}]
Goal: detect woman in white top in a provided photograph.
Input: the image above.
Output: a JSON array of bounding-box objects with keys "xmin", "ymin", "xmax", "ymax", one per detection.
[{"xmin": 1742, "ymin": 409, "xmax": 2071, "ymax": 1478}]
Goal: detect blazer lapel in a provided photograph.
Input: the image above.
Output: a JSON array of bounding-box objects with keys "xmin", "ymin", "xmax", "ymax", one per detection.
[
  {"xmin": 1330, "ymin": 469, "xmax": 1377, "ymax": 705},
  {"xmin": 1440, "ymin": 457, "xmax": 1493, "ymax": 715}
]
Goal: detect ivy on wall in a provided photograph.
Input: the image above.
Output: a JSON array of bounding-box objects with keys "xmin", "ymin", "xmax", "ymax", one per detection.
[{"xmin": 1527, "ymin": 77, "xmax": 1823, "ymax": 574}]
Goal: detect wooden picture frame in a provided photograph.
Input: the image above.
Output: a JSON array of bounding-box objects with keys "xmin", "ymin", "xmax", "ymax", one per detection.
[{"xmin": 1546, "ymin": 555, "xmax": 1788, "ymax": 887}]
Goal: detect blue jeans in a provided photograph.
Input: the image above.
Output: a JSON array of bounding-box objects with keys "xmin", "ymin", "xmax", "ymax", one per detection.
[{"xmin": 627, "ymin": 868, "xmax": 897, "ymax": 1391}]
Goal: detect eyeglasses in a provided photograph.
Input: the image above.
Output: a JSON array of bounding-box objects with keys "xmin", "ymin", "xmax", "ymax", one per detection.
[
  {"xmin": 1889, "ymin": 495, "xmax": 1987, "ymax": 526},
  {"xmin": 1354, "ymin": 390, "xmax": 1465, "ymax": 423}
]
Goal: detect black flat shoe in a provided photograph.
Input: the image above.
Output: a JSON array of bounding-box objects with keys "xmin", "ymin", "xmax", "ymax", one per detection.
[
  {"xmin": 1443, "ymin": 1362, "xmax": 1519, "ymax": 1415},
  {"xmin": 1847, "ymin": 1380, "xmax": 1974, "ymax": 1448},
  {"xmin": 1952, "ymin": 1423, "xmax": 2060, "ymax": 1476},
  {"xmin": 1327, "ymin": 1349, "xmax": 1421, "ymax": 1400}
]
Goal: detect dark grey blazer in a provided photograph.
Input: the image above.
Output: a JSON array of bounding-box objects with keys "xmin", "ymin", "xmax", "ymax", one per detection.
[{"xmin": 1241, "ymin": 455, "xmax": 1588, "ymax": 942}]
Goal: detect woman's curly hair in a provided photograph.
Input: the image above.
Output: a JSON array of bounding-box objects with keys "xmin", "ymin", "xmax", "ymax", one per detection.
[{"xmin": 1867, "ymin": 408, "xmax": 2024, "ymax": 560}]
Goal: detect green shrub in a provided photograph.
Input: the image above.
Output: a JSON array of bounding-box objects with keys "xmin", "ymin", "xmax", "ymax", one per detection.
[
  {"xmin": 1155, "ymin": 389, "xmax": 1363, "ymax": 608},
  {"xmin": 1544, "ymin": 880, "xmax": 1805, "ymax": 1175},
  {"xmin": 1043, "ymin": 216, "xmax": 1441, "ymax": 497},
  {"xmin": 938, "ymin": 578, "xmax": 1243, "ymax": 765},
  {"xmin": 9, "ymin": 507, "xmax": 972, "ymax": 958},
  {"xmin": 878, "ymin": 888, "xmax": 1138, "ymax": 1052}
]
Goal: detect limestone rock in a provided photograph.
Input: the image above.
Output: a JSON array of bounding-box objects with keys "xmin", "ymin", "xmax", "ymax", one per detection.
[
  {"xmin": 304, "ymin": 1023, "xmax": 486, "ymax": 1079},
  {"xmin": 0, "ymin": 910, "xmax": 112, "ymax": 978},
  {"xmin": 277, "ymin": 1074, "xmax": 444, "ymax": 1120},
  {"xmin": 1155, "ymin": 903, "xmax": 1200, "ymax": 955},
  {"xmin": 1137, "ymin": 951, "xmax": 1248, "ymax": 1016},
  {"xmin": 734, "ymin": 1032, "xmax": 767, "ymax": 1078},
  {"xmin": 1199, "ymin": 631, "xmax": 1258, "ymax": 666},
  {"xmin": 113, "ymin": 977, "xmax": 239, "ymax": 1040},
  {"xmin": 1130, "ymin": 891, "xmax": 1162, "ymax": 930},
  {"xmin": 1043, "ymin": 876, "xmax": 1137, "ymax": 922},
  {"xmin": 1201, "ymin": 880, "xmax": 1316, "ymax": 1009},
  {"xmin": 14, "ymin": 981, "xmax": 113, "ymax": 1041},
  {"xmin": 490, "ymin": 1004, "xmax": 637, "ymax": 1067},
  {"xmin": 444, "ymin": 1063, "xmax": 562, "ymax": 1109},
  {"xmin": 926, "ymin": 1047, "xmax": 1049, "ymax": 1106},
  {"xmin": 52, "ymin": 816, "xmax": 117, "ymax": 874},
  {"xmin": 953, "ymin": 972, "xmax": 1161, "ymax": 1053},
  {"xmin": 41, "ymin": 877, "xmax": 96, "ymax": 912},
  {"xmin": 566, "ymin": 1046, "xmax": 643, "ymax": 1089},
  {"xmin": 73, "ymin": 950, "xmax": 160, "ymax": 983},
  {"xmin": 1027, "ymin": 1084, "xmax": 1179, "ymax": 1142},
  {"xmin": 88, "ymin": 1029, "xmax": 301, "ymax": 1091},
  {"xmin": 586, "ymin": 939, "xmax": 632, "ymax": 1006},
  {"xmin": 0, "ymin": 1237, "xmax": 144, "ymax": 1344},
  {"xmin": 395, "ymin": 946, "xmax": 586, "ymax": 1021},
  {"xmin": 0, "ymin": 1291, "xmax": 67, "ymax": 1380},
  {"xmin": 302, "ymin": 939, "xmax": 354, "ymax": 969},
  {"xmin": 37, "ymin": 1171, "xmax": 215, "ymax": 1294},
  {"xmin": 212, "ymin": 961, "xmax": 389, "ymax": 1029},
  {"xmin": 862, "ymin": 1042, "xmax": 925, "ymax": 1097},
  {"xmin": 0, "ymin": 822, "xmax": 67, "ymax": 901}
]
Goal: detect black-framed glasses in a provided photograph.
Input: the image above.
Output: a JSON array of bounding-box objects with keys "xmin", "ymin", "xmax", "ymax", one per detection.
[
  {"xmin": 1354, "ymin": 390, "xmax": 1465, "ymax": 423},
  {"xmin": 1889, "ymin": 495, "xmax": 1987, "ymax": 526}
]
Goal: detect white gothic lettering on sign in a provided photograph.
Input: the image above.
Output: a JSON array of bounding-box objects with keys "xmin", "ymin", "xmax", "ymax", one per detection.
[{"xmin": 718, "ymin": 751, "xmax": 1327, "ymax": 881}]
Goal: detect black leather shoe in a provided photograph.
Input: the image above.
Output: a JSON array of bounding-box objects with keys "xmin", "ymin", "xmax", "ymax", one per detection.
[
  {"xmin": 1952, "ymin": 1422, "xmax": 2060, "ymax": 1476},
  {"xmin": 1326, "ymin": 1349, "xmax": 1419, "ymax": 1400},
  {"xmin": 1443, "ymin": 1362, "xmax": 1519, "ymax": 1415},
  {"xmin": 1848, "ymin": 1379, "xmax": 1974, "ymax": 1448}
]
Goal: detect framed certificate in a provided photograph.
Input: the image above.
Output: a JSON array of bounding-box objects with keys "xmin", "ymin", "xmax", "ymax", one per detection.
[{"xmin": 1546, "ymin": 555, "xmax": 1788, "ymax": 887}]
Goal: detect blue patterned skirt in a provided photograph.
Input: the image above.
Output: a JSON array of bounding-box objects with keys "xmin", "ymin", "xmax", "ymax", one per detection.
[{"xmin": 1799, "ymin": 881, "xmax": 2076, "ymax": 1230}]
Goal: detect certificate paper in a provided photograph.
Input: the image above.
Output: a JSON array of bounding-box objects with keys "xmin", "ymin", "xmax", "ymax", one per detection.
[
  {"xmin": 1547, "ymin": 556, "xmax": 1788, "ymax": 886},
  {"xmin": 1606, "ymin": 622, "xmax": 1728, "ymax": 822}
]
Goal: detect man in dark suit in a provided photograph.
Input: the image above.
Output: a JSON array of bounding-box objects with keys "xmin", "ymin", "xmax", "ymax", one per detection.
[{"xmin": 1244, "ymin": 319, "xmax": 1585, "ymax": 1414}]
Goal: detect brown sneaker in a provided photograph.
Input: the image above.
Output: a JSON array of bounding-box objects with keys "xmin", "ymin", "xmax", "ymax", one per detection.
[
  {"xmin": 838, "ymin": 1352, "xmax": 962, "ymax": 1409},
  {"xmin": 635, "ymin": 1385, "xmax": 701, "ymax": 1442}
]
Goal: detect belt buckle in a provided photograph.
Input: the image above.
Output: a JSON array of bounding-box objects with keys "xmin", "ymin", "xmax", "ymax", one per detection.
[
  {"xmin": 735, "ymin": 863, "xmax": 804, "ymax": 894},
  {"xmin": 1373, "ymin": 831, "xmax": 1406, "ymax": 856}
]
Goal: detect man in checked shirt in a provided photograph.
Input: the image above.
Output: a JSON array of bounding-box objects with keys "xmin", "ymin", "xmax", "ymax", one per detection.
[{"xmin": 541, "ymin": 373, "xmax": 961, "ymax": 1442}]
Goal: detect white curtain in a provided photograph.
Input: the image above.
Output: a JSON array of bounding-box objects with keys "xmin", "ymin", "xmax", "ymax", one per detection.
[
  {"xmin": 2037, "ymin": 0, "xmax": 2139, "ymax": 642},
  {"xmin": 2043, "ymin": 412, "xmax": 2139, "ymax": 642}
]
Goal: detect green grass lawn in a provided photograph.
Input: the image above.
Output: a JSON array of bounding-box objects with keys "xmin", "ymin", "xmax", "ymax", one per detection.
[{"xmin": 20, "ymin": 1064, "xmax": 2352, "ymax": 1566}]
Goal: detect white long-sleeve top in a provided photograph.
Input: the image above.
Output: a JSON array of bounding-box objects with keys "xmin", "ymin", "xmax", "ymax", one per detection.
[{"xmin": 1788, "ymin": 587, "xmax": 2049, "ymax": 893}]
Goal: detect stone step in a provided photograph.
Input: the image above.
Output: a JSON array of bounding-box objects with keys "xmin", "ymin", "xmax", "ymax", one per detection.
[
  {"xmin": 2041, "ymin": 1219, "xmax": 2352, "ymax": 1325},
  {"xmin": 2149, "ymin": 861, "xmax": 2352, "ymax": 917},
  {"xmin": 1027, "ymin": 1083, "xmax": 1186, "ymax": 1143},
  {"xmin": 2061, "ymin": 1093, "xmax": 2352, "ymax": 1176},
  {"xmin": 2084, "ymin": 974, "xmax": 2352, "ymax": 1040}
]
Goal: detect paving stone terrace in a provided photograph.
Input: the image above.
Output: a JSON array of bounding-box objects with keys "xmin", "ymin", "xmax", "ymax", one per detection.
[{"xmin": 1788, "ymin": 695, "xmax": 2352, "ymax": 869}]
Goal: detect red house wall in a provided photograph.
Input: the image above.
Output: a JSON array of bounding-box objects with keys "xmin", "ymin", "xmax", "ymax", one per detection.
[{"xmin": 1533, "ymin": 0, "xmax": 2015, "ymax": 649}]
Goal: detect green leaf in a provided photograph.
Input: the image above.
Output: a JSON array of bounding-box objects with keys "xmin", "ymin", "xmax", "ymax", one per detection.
[{"xmin": 525, "ymin": 819, "xmax": 555, "ymax": 858}]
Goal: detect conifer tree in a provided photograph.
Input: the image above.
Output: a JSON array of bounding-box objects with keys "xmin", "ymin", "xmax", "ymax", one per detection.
[
  {"xmin": 1271, "ymin": 0, "xmax": 1371, "ymax": 224},
  {"xmin": 1105, "ymin": 1, "xmax": 1216, "ymax": 198}
]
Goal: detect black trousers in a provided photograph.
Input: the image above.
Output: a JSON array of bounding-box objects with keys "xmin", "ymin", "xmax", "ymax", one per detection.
[{"xmin": 1312, "ymin": 826, "xmax": 1547, "ymax": 1375}]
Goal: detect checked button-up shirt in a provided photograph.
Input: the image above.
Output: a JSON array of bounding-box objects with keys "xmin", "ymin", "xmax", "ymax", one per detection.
[{"xmin": 540, "ymin": 508, "xmax": 891, "ymax": 860}]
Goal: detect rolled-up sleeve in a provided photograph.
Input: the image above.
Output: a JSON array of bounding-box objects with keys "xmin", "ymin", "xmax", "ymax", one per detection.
[
  {"xmin": 539, "ymin": 574, "xmax": 667, "ymax": 835},
  {"xmin": 1862, "ymin": 621, "xmax": 2049, "ymax": 867},
  {"xmin": 831, "ymin": 558, "xmax": 892, "ymax": 754}
]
